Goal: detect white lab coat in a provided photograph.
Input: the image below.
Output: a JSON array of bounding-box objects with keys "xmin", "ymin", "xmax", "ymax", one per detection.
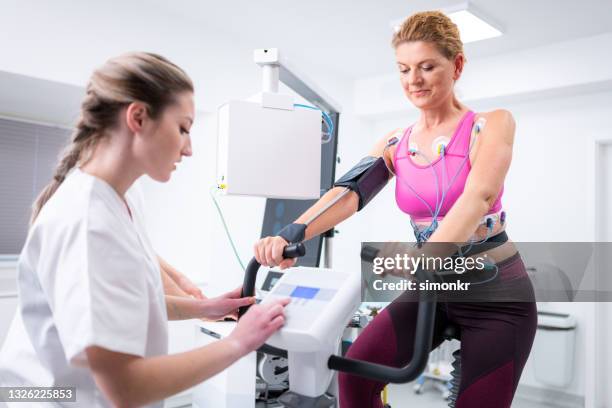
[{"xmin": 0, "ymin": 168, "xmax": 168, "ymax": 407}]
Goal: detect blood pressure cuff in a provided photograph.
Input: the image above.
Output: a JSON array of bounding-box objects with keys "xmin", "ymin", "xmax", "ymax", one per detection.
[{"xmin": 334, "ymin": 156, "xmax": 390, "ymax": 211}]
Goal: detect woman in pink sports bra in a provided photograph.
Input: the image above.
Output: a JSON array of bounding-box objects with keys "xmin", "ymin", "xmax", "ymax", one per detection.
[{"xmin": 254, "ymin": 10, "xmax": 536, "ymax": 408}]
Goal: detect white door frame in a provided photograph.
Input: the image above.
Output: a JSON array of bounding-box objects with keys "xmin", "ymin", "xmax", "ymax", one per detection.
[{"xmin": 585, "ymin": 137, "xmax": 612, "ymax": 408}]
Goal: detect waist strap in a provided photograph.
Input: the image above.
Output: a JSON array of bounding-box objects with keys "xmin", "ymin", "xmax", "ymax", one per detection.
[{"xmin": 455, "ymin": 230, "xmax": 508, "ymax": 258}]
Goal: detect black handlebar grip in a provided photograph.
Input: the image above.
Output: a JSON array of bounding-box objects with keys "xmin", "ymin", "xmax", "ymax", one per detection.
[
  {"xmin": 361, "ymin": 245, "xmax": 380, "ymax": 263},
  {"xmin": 282, "ymin": 243, "xmax": 306, "ymax": 259},
  {"xmin": 238, "ymin": 243, "xmax": 306, "ymax": 319}
]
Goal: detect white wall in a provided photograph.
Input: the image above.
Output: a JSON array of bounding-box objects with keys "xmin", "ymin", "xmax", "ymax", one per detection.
[
  {"xmin": 594, "ymin": 141, "xmax": 612, "ymax": 408},
  {"xmin": 137, "ymin": 111, "xmax": 215, "ymax": 287},
  {"xmin": 0, "ymin": 262, "xmax": 18, "ymax": 350},
  {"xmin": 354, "ymin": 32, "xmax": 612, "ymax": 119},
  {"xmin": 0, "ymin": 0, "xmax": 366, "ymax": 289},
  {"xmin": 140, "ymin": 87, "xmax": 366, "ymax": 294},
  {"xmin": 0, "ymin": 0, "xmax": 261, "ymax": 114}
]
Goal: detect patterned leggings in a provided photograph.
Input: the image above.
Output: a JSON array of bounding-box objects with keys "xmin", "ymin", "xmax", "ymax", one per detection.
[{"xmin": 339, "ymin": 252, "xmax": 537, "ymax": 408}]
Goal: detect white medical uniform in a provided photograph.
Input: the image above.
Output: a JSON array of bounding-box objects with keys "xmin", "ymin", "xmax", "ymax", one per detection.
[{"xmin": 0, "ymin": 168, "xmax": 168, "ymax": 407}]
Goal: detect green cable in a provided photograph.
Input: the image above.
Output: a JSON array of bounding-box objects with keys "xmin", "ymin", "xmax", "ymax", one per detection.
[{"xmin": 209, "ymin": 186, "xmax": 246, "ymax": 272}]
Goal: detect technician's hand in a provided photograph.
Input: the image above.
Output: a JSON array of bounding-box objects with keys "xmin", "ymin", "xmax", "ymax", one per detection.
[
  {"xmin": 254, "ymin": 236, "xmax": 297, "ymax": 270},
  {"xmin": 201, "ymin": 286, "xmax": 256, "ymax": 321},
  {"xmin": 227, "ymin": 298, "xmax": 290, "ymax": 356}
]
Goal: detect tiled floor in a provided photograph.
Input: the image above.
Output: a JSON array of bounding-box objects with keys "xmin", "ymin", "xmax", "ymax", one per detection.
[
  {"xmin": 385, "ymin": 383, "xmax": 562, "ymax": 408},
  {"xmin": 177, "ymin": 382, "xmax": 575, "ymax": 408},
  {"xmin": 245, "ymin": 384, "xmax": 564, "ymax": 407}
]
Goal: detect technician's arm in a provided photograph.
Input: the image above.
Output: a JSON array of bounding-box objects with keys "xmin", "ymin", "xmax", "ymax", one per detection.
[
  {"xmin": 87, "ymin": 340, "xmax": 242, "ymax": 408},
  {"xmin": 86, "ymin": 299, "xmax": 289, "ymax": 408},
  {"xmin": 165, "ymin": 295, "xmax": 250, "ymax": 321},
  {"xmin": 161, "ymin": 268, "xmax": 188, "ymax": 297},
  {"xmin": 166, "ymin": 287, "xmax": 255, "ymax": 321},
  {"xmin": 158, "ymin": 256, "xmax": 205, "ymax": 299},
  {"xmin": 166, "ymin": 295, "xmax": 201, "ymax": 320},
  {"xmin": 255, "ymin": 130, "xmax": 398, "ymax": 268},
  {"xmin": 427, "ymin": 110, "xmax": 514, "ymax": 245}
]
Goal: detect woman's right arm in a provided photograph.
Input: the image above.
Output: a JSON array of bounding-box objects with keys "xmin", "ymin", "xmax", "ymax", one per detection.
[
  {"xmin": 254, "ymin": 186, "xmax": 358, "ymax": 269},
  {"xmin": 85, "ymin": 298, "xmax": 289, "ymax": 408},
  {"xmin": 254, "ymin": 129, "xmax": 400, "ymax": 269}
]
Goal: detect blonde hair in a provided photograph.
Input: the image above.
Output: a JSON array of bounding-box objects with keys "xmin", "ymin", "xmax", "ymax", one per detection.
[
  {"xmin": 30, "ymin": 52, "xmax": 193, "ymax": 224},
  {"xmin": 392, "ymin": 11, "xmax": 465, "ymax": 61}
]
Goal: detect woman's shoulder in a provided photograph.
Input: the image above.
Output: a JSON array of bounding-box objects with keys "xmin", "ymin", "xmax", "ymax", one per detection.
[
  {"xmin": 369, "ymin": 128, "xmax": 406, "ymax": 156},
  {"xmin": 473, "ymin": 109, "xmax": 515, "ymax": 126},
  {"xmin": 384, "ymin": 127, "xmax": 407, "ymax": 141},
  {"xmin": 471, "ymin": 109, "xmax": 516, "ymax": 146}
]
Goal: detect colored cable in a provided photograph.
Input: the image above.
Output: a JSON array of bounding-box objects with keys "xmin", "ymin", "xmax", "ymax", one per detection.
[{"xmin": 209, "ymin": 186, "xmax": 246, "ymax": 272}]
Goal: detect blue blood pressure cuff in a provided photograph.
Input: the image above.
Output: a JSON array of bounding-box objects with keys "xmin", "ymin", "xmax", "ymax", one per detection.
[{"xmin": 334, "ymin": 156, "xmax": 390, "ymax": 211}]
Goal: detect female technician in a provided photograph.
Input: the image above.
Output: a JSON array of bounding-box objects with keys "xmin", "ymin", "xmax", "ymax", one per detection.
[
  {"xmin": 0, "ymin": 52, "xmax": 289, "ymax": 408},
  {"xmin": 254, "ymin": 11, "xmax": 537, "ymax": 408}
]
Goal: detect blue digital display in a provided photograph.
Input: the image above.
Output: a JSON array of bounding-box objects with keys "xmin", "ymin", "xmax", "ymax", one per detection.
[{"xmin": 290, "ymin": 286, "xmax": 320, "ymax": 299}]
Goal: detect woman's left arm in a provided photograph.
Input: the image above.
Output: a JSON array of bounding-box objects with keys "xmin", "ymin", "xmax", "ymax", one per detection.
[{"xmin": 428, "ymin": 109, "xmax": 515, "ymax": 244}]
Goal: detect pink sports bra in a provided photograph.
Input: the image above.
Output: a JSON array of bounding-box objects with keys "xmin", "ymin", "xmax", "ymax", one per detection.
[{"xmin": 393, "ymin": 110, "xmax": 503, "ymax": 222}]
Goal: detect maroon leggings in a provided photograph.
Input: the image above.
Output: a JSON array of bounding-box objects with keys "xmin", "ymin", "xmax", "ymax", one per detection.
[{"xmin": 339, "ymin": 253, "xmax": 537, "ymax": 408}]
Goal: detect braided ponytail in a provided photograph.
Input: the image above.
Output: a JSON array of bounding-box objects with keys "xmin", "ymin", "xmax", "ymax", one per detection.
[{"xmin": 30, "ymin": 52, "xmax": 193, "ymax": 224}]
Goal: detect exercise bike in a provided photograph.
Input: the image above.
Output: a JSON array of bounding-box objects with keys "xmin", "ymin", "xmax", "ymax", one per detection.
[{"xmin": 240, "ymin": 242, "xmax": 462, "ymax": 408}]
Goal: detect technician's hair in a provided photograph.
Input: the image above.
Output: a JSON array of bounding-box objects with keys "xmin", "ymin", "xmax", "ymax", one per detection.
[
  {"xmin": 392, "ymin": 10, "xmax": 465, "ymax": 62},
  {"xmin": 30, "ymin": 52, "xmax": 194, "ymax": 224}
]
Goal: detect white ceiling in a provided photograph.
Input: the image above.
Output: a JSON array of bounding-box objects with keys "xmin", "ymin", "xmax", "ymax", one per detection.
[{"xmin": 146, "ymin": 0, "xmax": 612, "ymax": 80}]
